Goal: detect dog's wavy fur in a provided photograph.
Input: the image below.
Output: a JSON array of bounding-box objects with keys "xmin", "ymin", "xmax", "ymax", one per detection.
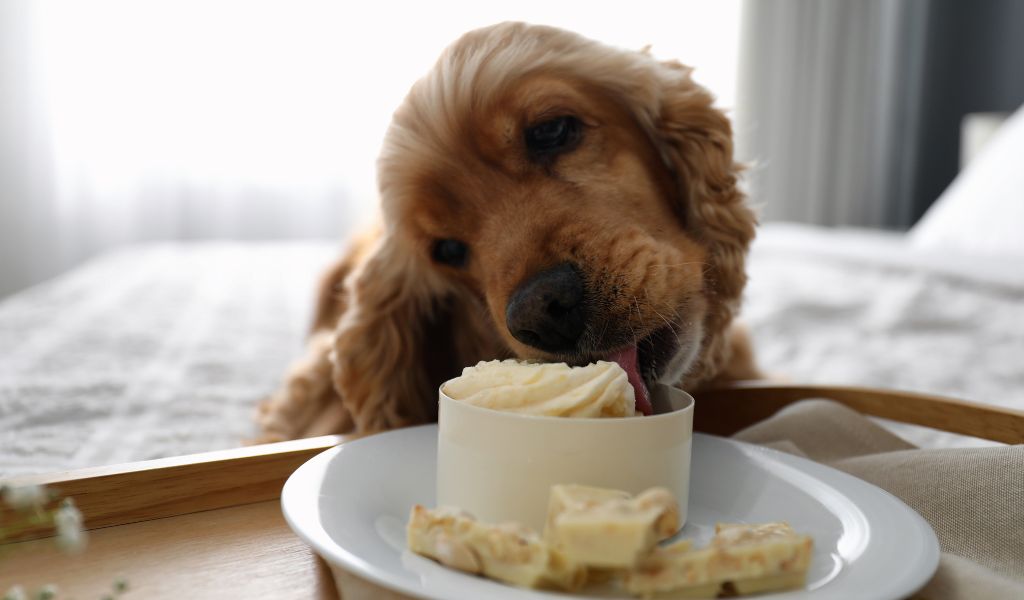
[{"xmin": 258, "ymin": 23, "xmax": 758, "ymax": 440}]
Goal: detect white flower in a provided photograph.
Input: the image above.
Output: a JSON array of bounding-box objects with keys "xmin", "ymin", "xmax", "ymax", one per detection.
[
  {"xmin": 2, "ymin": 585, "xmax": 27, "ymax": 600},
  {"xmin": 54, "ymin": 497, "xmax": 87, "ymax": 554},
  {"xmin": 0, "ymin": 484, "xmax": 48, "ymax": 510}
]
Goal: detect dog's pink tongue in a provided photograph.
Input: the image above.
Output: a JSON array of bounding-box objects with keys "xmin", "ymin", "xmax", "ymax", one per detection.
[{"xmin": 607, "ymin": 345, "xmax": 652, "ymax": 416}]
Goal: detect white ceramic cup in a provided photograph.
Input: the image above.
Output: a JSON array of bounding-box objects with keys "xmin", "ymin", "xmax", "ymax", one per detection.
[{"xmin": 436, "ymin": 382, "xmax": 694, "ymax": 532}]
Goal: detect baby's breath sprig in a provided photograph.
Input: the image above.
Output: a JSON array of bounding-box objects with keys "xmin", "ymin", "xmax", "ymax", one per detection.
[
  {"xmin": 3, "ymin": 586, "xmax": 61, "ymax": 600},
  {"xmin": 0, "ymin": 484, "xmax": 86, "ymax": 553},
  {"xmin": 1, "ymin": 483, "xmax": 102, "ymax": 599},
  {"xmin": 0, "ymin": 483, "xmax": 50, "ymax": 510}
]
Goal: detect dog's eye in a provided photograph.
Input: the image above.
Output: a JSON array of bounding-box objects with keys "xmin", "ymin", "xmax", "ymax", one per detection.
[
  {"xmin": 524, "ymin": 116, "xmax": 581, "ymax": 155},
  {"xmin": 431, "ymin": 239, "xmax": 469, "ymax": 267}
]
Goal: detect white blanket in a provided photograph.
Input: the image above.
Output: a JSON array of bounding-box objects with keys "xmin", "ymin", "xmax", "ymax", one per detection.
[
  {"xmin": 2, "ymin": 225, "xmax": 1021, "ymax": 475},
  {"xmin": 0, "ymin": 242, "xmax": 337, "ymax": 476},
  {"xmin": 745, "ymin": 224, "xmax": 1024, "ymax": 448}
]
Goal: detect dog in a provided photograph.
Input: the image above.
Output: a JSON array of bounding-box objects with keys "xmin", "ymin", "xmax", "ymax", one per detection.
[{"xmin": 257, "ymin": 22, "xmax": 758, "ymax": 440}]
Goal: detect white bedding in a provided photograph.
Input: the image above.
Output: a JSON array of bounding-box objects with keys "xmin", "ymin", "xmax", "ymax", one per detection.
[
  {"xmin": 2, "ymin": 224, "xmax": 1022, "ymax": 476},
  {"xmin": 0, "ymin": 242, "xmax": 338, "ymax": 476},
  {"xmin": 744, "ymin": 224, "xmax": 1024, "ymax": 449}
]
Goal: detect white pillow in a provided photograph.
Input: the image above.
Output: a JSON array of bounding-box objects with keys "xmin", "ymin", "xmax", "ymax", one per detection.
[{"xmin": 909, "ymin": 103, "xmax": 1024, "ymax": 257}]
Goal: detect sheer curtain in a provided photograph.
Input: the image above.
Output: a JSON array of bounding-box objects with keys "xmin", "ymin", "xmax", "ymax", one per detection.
[
  {"xmin": 734, "ymin": 0, "xmax": 930, "ymax": 229},
  {"xmin": 0, "ymin": 0, "xmax": 742, "ymax": 298}
]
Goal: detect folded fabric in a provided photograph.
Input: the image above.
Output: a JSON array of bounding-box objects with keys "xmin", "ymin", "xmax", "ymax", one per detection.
[{"xmin": 734, "ymin": 399, "xmax": 1024, "ymax": 599}]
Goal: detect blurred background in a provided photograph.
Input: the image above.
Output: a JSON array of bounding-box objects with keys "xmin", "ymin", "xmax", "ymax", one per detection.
[
  {"xmin": 3, "ymin": 0, "xmax": 1023, "ymax": 297},
  {"xmin": 3, "ymin": 0, "xmax": 1024, "ymax": 298},
  {"xmin": 2, "ymin": 0, "xmax": 1023, "ymax": 473}
]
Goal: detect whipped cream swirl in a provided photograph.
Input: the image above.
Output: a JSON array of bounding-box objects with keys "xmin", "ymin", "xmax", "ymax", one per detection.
[{"xmin": 443, "ymin": 359, "xmax": 636, "ymax": 418}]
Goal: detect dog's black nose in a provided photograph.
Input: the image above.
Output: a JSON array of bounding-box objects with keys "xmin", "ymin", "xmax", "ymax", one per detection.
[{"xmin": 506, "ymin": 263, "xmax": 586, "ymax": 353}]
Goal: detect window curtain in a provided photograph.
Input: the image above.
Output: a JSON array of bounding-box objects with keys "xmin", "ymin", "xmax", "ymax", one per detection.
[
  {"xmin": 736, "ymin": 0, "xmax": 1024, "ymax": 230},
  {"xmin": 734, "ymin": 0, "xmax": 930, "ymax": 229}
]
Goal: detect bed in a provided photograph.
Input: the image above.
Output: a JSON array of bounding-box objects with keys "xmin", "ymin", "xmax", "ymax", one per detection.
[
  {"xmin": 0, "ymin": 222, "xmax": 1018, "ymax": 477},
  {"xmin": 3, "ymin": 107, "xmax": 1022, "ymax": 477}
]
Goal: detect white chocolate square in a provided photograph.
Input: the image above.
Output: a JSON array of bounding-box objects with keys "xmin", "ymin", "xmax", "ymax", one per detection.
[
  {"xmin": 406, "ymin": 504, "xmax": 585, "ymax": 590},
  {"xmin": 625, "ymin": 522, "xmax": 812, "ymax": 597},
  {"xmin": 544, "ymin": 485, "xmax": 680, "ymax": 569}
]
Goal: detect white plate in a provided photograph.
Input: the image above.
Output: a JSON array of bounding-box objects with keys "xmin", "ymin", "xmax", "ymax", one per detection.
[{"xmin": 282, "ymin": 426, "xmax": 939, "ymax": 600}]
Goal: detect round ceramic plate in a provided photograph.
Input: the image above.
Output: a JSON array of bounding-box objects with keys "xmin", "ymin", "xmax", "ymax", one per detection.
[{"xmin": 282, "ymin": 425, "xmax": 939, "ymax": 600}]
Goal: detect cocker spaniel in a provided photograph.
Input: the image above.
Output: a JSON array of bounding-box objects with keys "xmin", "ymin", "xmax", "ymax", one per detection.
[{"xmin": 258, "ymin": 22, "xmax": 758, "ymax": 440}]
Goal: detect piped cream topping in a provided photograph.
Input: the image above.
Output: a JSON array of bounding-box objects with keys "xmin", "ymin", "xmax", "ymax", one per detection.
[{"xmin": 443, "ymin": 359, "xmax": 636, "ymax": 418}]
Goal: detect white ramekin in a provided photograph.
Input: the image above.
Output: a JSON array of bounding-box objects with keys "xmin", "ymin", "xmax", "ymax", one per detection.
[{"xmin": 436, "ymin": 382, "xmax": 694, "ymax": 532}]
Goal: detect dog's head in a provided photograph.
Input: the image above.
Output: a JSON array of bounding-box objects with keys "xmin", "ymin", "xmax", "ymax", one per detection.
[{"xmin": 337, "ymin": 22, "xmax": 754, "ymax": 428}]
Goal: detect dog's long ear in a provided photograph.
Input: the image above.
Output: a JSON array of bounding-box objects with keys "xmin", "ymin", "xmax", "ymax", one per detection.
[
  {"xmin": 643, "ymin": 60, "xmax": 757, "ymax": 380},
  {"xmin": 331, "ymin": 231, "xmax": 460, "ymax": 432}
]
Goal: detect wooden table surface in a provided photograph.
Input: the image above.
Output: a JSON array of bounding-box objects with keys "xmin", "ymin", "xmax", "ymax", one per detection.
[{"xmin": 1, "ymin": 501, "xmax": 340, "ymax": 598}]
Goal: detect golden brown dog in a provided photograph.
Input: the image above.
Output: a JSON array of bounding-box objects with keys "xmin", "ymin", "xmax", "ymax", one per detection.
[{"xmin": 258, "ymin": 22, "xmax": 758, "ymax": 440}]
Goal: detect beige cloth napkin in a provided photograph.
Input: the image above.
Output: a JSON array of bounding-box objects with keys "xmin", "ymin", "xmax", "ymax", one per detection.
[
  {"xmin": 734, "ymin": 399, "xmax": 1024, "ymax": 599},
  {"xmin": 330, "ymin": 399, "xmax": 1024, "ymax": 599}
]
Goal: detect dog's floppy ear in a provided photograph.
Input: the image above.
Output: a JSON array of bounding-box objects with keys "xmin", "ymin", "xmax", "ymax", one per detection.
[
  {"xmin": 643, "ymin": 60, "xmax": 757, "ymax": 380},
  {"xmin": 330, "ymin": 234, "xmax": 448, "ymax": 431},
  {"xmin": 331, "ymin": 233, "xmax": 503, "ymax": 431}
]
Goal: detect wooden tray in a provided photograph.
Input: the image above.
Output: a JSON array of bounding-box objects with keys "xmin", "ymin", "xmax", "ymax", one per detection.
[{"xmin": 2, "ymin": 383, "xmax": 1023, "ymax": 598}]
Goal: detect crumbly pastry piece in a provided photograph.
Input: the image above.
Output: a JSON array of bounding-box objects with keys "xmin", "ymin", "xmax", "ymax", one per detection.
[
  {"xmin": 624, "ymin": 522, "xmax": 813, "ymax": 598},
  {"xmin": 442, "ymin": 359, "xmax": 636, "ymax": 418},
  {"xmin": 544, "ymin": 484, "xmax": 680, "ymax": 568},
  {"xmin": 406, "ymin": 505, "xmax": 585, "ymax": 591}
]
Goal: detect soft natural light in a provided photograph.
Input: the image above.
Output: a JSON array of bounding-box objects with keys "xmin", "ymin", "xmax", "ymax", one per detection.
[{"xmin": 31, "ymin": 0, "xmax": 742, "ymax": 235}]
